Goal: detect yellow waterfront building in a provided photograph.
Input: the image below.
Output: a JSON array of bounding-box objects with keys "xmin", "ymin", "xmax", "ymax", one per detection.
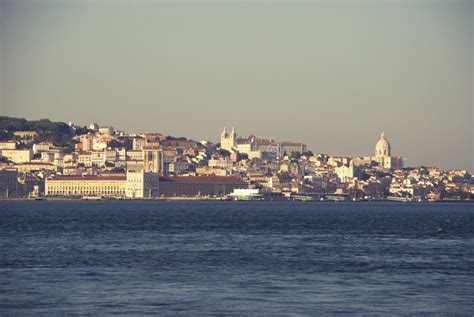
[
  {"xmin": 45, "ymin": 175, "xmax": 127, "ymax": 197},
  {"xmin": 45, "ymin": 170, "xmax": 161, "ymax": 198}
]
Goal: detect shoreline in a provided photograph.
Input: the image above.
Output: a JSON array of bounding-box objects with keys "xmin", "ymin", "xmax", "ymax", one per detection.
[{"xmin": 1, "ymin": 197, "xmax": 473, "ymax": 203}]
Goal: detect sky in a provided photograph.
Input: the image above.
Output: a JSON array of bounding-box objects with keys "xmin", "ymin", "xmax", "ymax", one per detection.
[{"xmin": 0, "ymin": 0, "xmax": 472, "ymax": 171}]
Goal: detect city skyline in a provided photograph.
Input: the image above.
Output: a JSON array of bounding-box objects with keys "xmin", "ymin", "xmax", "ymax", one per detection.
[
  {"xmin": 0, "ymin": 114, "xmax": 466, "ymax": 172},
  {"xmin": 1, "ymin": 113, "xmax": 472, "ymax": 202},
  {"xmin": 1, "ymin": 1, "xmax": 474, "ymax": 314},
  {"xmin": 1, "ymin": 0, "xmax": 473, "ymax": 171}
]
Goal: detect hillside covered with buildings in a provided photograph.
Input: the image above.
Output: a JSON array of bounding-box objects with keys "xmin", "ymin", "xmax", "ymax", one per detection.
[{"xmin": 0, "ymin": 116, "xmax": 472, "ymax": 201}]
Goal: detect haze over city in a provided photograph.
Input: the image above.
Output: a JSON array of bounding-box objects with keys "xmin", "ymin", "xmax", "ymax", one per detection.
[
  {"xmin": 2, "ymin": 2, "xmax": 474, "ymax": 315},
  {"xmin": 0, "ymin": 0, "xmax": 472, "ymax": 171}
]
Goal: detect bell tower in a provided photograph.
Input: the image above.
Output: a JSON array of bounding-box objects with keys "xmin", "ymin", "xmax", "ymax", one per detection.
[{"xmin": 220, "ymin": 127, "xmax": 236, "ymax": 151}]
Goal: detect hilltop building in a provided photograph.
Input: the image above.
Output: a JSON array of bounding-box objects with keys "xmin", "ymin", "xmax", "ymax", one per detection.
[
  {"xmin": 372, "ymin": 133, "xmax": 404, "ymax": 170},
  {"xmin": 220, "ymin": 127, "xmax": 307, "ymax": 159},
  {"xmin": 220, "ymin": 127, "xmax": 237, "ymax": 152},
  {"xmin": 0, "ymin": 149, "xmax": 32, "ymax": 163},
  {"xmin": 0, "ymin": 141, "xmax": 17, "ymax": 150},
  {"xmin": 352, "ymin": 133, "xmax": 404, "ymax": 170}
]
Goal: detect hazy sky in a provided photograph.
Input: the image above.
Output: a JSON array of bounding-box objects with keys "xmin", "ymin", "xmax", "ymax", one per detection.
[{"xmin": 0, "ymin": 0, "xmax": 472, "ymax": 171}]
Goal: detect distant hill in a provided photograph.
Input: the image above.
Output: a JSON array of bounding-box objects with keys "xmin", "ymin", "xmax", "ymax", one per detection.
[{"xmin": 0, "ymin": 116, "xmax": 76, "ymax": 147}]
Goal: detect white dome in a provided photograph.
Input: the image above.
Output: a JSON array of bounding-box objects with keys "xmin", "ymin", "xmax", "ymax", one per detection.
[{"xmin": 375, "ymin": 132, "xmax": 391, "ymax": 157}]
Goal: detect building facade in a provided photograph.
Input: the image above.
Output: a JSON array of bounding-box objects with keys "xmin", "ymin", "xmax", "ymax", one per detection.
[
  {"xmin": 143, "ymin": 148, "xmax": 163, "ymax": 173},
  {"xmin": 158, "ymin": 176, "xmax": 247, "ymax": 197},
  {"xmin": 125, "ymin": 170, "xmax": 160, "ymax": 198},
  {"xmin": 220, "ymin": 127, "xmax": 237, "ymax": 152},
  {"xmin": 0, "ymin": 141, "xmax": 17, "ymax": 150},
  {"xmin": 0, "ymin": 149, "xmax": 32, "ymax": 163},
  {"xmin": 45, "ymin": 175, "xmax": 127, "ymax": 197},
  {"xmin": 372, "ymin": 133, "xmax": 404, "ymax": 170},
  {"xmin": 0, "ymin": 168, "xmax": 19, "ymax": 197}
]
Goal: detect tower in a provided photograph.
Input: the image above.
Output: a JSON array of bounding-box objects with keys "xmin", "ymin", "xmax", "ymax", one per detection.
[
  {"xmin": 375, "ymin": 132, "xmax": 391, "ymax": 157},
  {"xmin": 220, "ymin": 127, "xmax": 237, "ymax": 151},
  {"xmin": 143, "ymin": 148, "xmax": 163, "ymax": 173}
]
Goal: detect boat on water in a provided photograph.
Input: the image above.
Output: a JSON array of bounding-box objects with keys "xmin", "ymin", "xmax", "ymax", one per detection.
[
  {"xmin": 229, "ymin": 189, "xmax": 264, "ymax": 201},
  {"xmin": 324, "ymin": 195, "xmax": 350, "ymax": 202},
  {"xmin": 34, "ymin": 196, "xmax": 46, "ymax": 201},
  {"xmin": 291, "ymin": 194, "xmax": 317, "ymax": 202},
  {"xmin": 81, "ymin": 196, "xmax": 103, "ymax": 201},
  {"xmin": 387, "ymin": 196, "xmax": 410, "ymax": 202}
]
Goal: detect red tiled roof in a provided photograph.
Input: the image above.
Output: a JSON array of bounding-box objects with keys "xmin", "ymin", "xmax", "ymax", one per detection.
[
  {"xmin": 50, "ymin": 175, "xmax": 126, "ymax": 181},
  {"xmin": 159, "ymin": 176, "xmax": 245, "ymax": 184}
]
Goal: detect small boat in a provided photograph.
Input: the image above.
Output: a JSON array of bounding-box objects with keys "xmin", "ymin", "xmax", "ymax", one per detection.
[
  {"xmin": 81, "ymin": 196, "xmax": 102, "ymax": 201},
  {"xmin": 34, "ymin": 196, "xmax": 46, "ymax": 201},
  {"xmin": 386, "ymin": 196, "xmax": 410, "ymax": 202},
  {"xmin": 291, "ymin": 194, "xmax": 316, "ymax": 202}
]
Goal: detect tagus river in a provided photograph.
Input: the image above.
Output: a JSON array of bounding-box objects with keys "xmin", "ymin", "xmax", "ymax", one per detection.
[{"xmin": 1, "ymin": 201, "xmax": 473, "ymax": 315}]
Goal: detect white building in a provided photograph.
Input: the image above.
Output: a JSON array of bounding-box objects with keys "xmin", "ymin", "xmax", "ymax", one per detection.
[
  {"xmin": 372, "ymin": 133, "xmax": 404, "ymax": 170},
  {"xmin": 127, "ymin": 150, "xmax": 144, "ymax": 161},
  {"xmin": 220, "ymin": 127, "xmax": 237, "ymax": 152},
  {"xmin": 220, "ymin": 127, "xmax": 306, "ymax": 160},
  {"xmin": 89, "ymin": 123, "xmax": 99, "ymax": 131},
  {"xmin": 144, "ymin": 148, "xmax": 163, "ymax": 173},
  {"xmin": 99, "ymin": 126, "xmax": 114, "ymax": 135},
  {"xmin": 279, "ymin": 142, "xmax": 307, "ymax": 157},
  {"xmin": 335, "ymin": 163, "xmax": 354, "ymax": 183},
  {"xmin": 0, "ymin": 149, "xmax": 32, "ymax": 163},
  {"xmin": 41, "ymin": 152, "xmax": 55, "ymax": 163},
  {"xmin": 126, "ymin": 170, "xmax": 160, "ymax": 198},
  {"xmin": 91, "ymin": 151, "xmax": 107, "ymax": 167},
  {"xmin": 116, "ymin": 148, "xmax": 127, "ymax": 161},
  {"xmin": 92, "ymin": 138, "xmax": 108, "ymax": 151},
  {"xmin": 32, "ymin": 143, "xmax": 51, "ymax": 154},
  {"xmin": 0, "ymin": 141, "xmax": 17, "ymax": 150},
  {"xmin": 267, "ymin": 176, "xmax": 280, "ymax": 189},
  {"xmin": 209, "ymin": 157, "xmax": 234, "ymax": 169}
]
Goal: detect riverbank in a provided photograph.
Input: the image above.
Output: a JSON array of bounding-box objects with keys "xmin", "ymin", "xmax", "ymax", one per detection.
[{"xmin": 1, "ymin": 197, "xmax": 473, "ymax": 203}]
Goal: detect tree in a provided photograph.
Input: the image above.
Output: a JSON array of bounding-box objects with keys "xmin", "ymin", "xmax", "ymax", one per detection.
[
  {"xmin": 0, "ymin": 116, "xmax": 74, "ymax": 147},
  {"xmin": 111, "ymin": 167, "xmax": 125, "ymax": 173},
  {"xmin": 278, "ymin": 172, "xmax": 292, "ymax": 182},
  {"xmin": 217, "ymin": 149, "xmax": 231, "ymax": 157},
  {"xmin": 0, "ymin": 156, "xmax": 11, "ymax": 164},
  {"xmin": 0, "ymin": 130, "xmax": 13, "ymax": 141},
  {"xmin": 291, "ymin": 151, "xmax": 301, "ymax": 160},
  {"xmin": 63, "ymin": 144, "xmax": 75, "ymax": 154},
  {"xmin": 121, "ymin": 138, "xmax": 133, "ymax": 150},
  {"xmin": 74, "ymin": 126, "xmax": 90, "ymax": 136},
  {"xmin": 105, "ymin": 161, "xmax": 115, "ymax": 167},
  {"xmin": 108, "ymin": 140, "xmax": 121, "ymax": 149}
]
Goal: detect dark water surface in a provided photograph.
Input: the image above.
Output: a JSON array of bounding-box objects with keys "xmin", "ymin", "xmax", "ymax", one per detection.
[{"xmin": 1, "ymin": 201, "xmax": 473, "ymax": 315}]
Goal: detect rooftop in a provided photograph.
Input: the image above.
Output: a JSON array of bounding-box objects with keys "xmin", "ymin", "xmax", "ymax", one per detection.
[
  {"xmin": 49, "ymin": 175, "xmax": 126, "ymax": 181},
  {"xmin": 159, "ymin": 176, "xmax": 245, "ymax": 184}
]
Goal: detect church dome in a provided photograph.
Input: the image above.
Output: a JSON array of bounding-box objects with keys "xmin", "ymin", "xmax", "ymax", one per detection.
[{"xmin": 375, "ymin": 132, "xmax": 391, "ymax": 157}]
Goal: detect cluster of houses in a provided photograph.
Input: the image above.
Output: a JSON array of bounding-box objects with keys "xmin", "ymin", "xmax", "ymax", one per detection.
[{"xmin": 0, "ymin": 123, "xmax": 472, "ymax": 201}]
